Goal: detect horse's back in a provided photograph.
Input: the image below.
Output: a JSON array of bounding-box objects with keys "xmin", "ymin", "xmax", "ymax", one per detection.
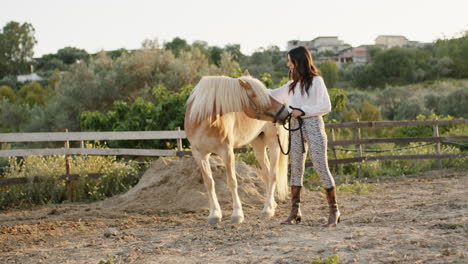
[{"xmin": 185, "ymin": 108, "xmax": 267, "ymax": 153}]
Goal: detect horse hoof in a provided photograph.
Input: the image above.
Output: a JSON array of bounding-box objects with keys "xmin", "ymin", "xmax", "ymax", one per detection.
[
  {"xmin": 207, "ymin": 217, "xmax": 221, "ymax": 225},
  {"xmin": 260, "ymin": 211, "xmax": 274, "ymax": 219},
  {"xmin": 230, "ymin": 216, "xmax": 244, "ymax": 224}
]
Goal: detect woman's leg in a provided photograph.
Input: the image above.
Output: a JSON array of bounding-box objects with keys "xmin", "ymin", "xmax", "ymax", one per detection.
[
  {"xmin": 303, "ymin": 117, "xmax": 340, "ymax": 227},
  {"xmin": 289, "ymin": 120, "xmax": 308, "ymax": 187},
  {"xmin": 302, "ymin": 117, "xmax": 335, "ymax": 188},
  {"xmin": 281, "ymin": 120, "xmax": 306, "ymax": 224}
]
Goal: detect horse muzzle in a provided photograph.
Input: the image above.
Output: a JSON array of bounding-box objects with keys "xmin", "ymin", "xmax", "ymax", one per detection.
[{"xmin": 273, "ymin": 104, "xmax": 289, "ymax": 125}]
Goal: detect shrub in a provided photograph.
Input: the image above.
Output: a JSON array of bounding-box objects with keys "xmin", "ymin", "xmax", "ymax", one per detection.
[
  {"xmin": 18, "ymin": 81, "xmax": 47, "ymax": 106},
  {"xmin": 0, "ymin": 149, "xmax": 140, "ymax": 208},
  {"xmin": 0, "ymin": 85, "xmax": 16, "ymax": 102}
]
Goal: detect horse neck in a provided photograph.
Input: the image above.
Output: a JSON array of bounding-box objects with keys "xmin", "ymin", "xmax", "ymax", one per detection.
[{"xmin": 227, "ymin": 113, "xmax": 267, "ymax": 147}]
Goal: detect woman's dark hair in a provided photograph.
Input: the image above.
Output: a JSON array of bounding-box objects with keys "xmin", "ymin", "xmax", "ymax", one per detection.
[{"xmin": 288, "ymin": 46, "xmax": 319, "ymax": 95}]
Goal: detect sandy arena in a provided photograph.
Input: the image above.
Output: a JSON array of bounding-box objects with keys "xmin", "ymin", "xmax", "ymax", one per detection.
[{"xmin": 0, "ymin": 157, "xmax": 466, "ymax": 263}]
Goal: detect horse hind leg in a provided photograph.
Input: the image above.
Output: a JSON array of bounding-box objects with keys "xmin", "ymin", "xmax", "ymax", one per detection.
[
  {"xmin": 192, "ymin": 150, "xmax": 222, "ymax": 225},
  {"xmin": 218, "ymin": 147, "xmax": 244, "ymax": 224}
]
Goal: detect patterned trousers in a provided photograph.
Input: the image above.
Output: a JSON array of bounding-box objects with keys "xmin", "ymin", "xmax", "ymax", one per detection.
[{"xmin": 290, "ymin": 116, "xmax": 336, "ymax": 189}]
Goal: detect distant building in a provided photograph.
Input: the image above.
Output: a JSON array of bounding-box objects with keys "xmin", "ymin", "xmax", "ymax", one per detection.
[
  {"xmin": 333, "ymin": 46, "xmax": 370, "ymax": 66},
  {"xmin": 17, "ymin": 73, "xmax": 43, "ymax": 83},
  {"xmin": 336, "ymin": 47, "xmax": 353, "ymax": 64},
  {"xmin": 287, "ymin": 40, "xmax": 315, "ymax": 52},
  {"xmin": 352, "ymin": 46, "xmax": 369, "ymax": 64},
  {"xmin": 311, "ymin": 36, "xmax": 349, "ymax": 54},
  {"xmin": 375, "ymin": 35, "xmax": 408, "ymax": 48},
  {"xmin": 287, "ymin": 36, "xmax": 350, "ymax": 55}
]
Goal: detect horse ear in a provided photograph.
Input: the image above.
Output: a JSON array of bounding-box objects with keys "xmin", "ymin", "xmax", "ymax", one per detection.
[
  {"xmin": 238, "ymin": 79, "xmax": 256, "ymax": 97},
  {"xmin": 239, "ymin": 79, "xmax": 253, "ymax": 89},
  {"xmin": 243, "ymin": 70, "xmax": 250, "ymax": 76}
]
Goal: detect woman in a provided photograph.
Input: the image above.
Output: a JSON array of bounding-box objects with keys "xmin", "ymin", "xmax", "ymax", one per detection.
[{"xmin": 270, "ymin": 46, "xmax": 340, "ymax": 226}]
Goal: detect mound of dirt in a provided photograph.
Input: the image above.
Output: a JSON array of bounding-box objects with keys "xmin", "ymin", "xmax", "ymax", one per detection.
[{"xmin": 101, "ymin": 156, "xmax": 267, "ymax": 214}]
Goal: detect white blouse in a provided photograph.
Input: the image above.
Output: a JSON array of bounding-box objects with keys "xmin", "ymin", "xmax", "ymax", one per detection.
[{"xmin": 269, "ymin": 76, "xmax": 331, "ymax": 117}]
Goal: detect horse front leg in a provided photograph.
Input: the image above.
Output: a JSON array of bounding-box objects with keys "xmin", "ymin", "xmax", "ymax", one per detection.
[
  {"xmin": 266, "ymin": 144, "xmax": 280, "ymax": 216},
  {"xmin": 251, "ymin": 138, "xmax": 277, "ymax": 218},
  {"xmin": 219, "ymin": 147, "xmax": 244, "ymax": 224},
  {"xmin": 193, "ymin": 150, "xmax": 222, "ymax": 225}
]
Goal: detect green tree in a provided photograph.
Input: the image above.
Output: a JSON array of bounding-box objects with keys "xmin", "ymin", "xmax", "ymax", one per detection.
[
  {"xmin": 218, "ymin": 51, "xmax": 241, "ymax": 77},
  {"xmin": 360, "ymin": 101, "xmax": 382, "ymax": 121},
  {"xmin": 357, "ymin": 101, "xmax": 384, "ymax": 137},
  {"xmin": 343, "ymin": 108, "xmax": 359, "ymax": 122},
  {"xmin": 319, "ymin": 60, "xmax": 339, "ymax": 88},
  {"xmin": 394, "ymin": 98, "xmax": 429, "ymax": 120},
  {"xmin": 36, "ymin": 54, "xmax": 65, "ymax": 71},
  {"xmin": 438, "ymin": 88, "xmax": 468, "ymax": 118},
  {"xmin": 0, "ymin": 21, "xmax": 37, "ymax": 77},
  {"xmin": 80, "ymin": 85, "xmax": 191, "ymax": 149},
  {"xmin": 106, "ymin": 48, "xmax": 129, "ymax": 59},
  {"xmin": 224, "ymin": 44, "xmax": 244, "ymax": 62},
  {"xmin": 371, "ymin": 47, "xmax": 432, "ymax": 86},
  {"xmin": 376, "ymin": 86, "xmax": 410, "ymax": 120},
  {"xmin": 57, "ymin": 46, "xmax": 89, "ymax": 64},
  {"xmin": 430, "ymin": 56, "xmax": 453, "ymax": 78},
  {"xmin": 0, "ymin": 76, "xmax": 18, "ymax": 91},
  {"xmin": 434, "ymin": 31, "xmax": 468, "ymax": 78},
  {"xmin": 326, "ymin": 88, "xmax": 348, "ymax": 121},
  {"xmin": 0, "ymin": 98, "xmax": 30, "ymax": 132},
  {"xmin": 341, "ymin": 64, "xmax": 377, "ymax": 89},
  {"xmin": 209, "ymin": 46, "xmax": 223, "ymax": 66},
  {"xmin": 260, "ymin": 73, "xmax": 273, "ymax": 87},
  {"xmin": 245, "ymin": 48, "xmax": 273, "ymax": 76},
  {"xmin": 164, "ymin": 37, "xmax": 190, "ymax": 57}
]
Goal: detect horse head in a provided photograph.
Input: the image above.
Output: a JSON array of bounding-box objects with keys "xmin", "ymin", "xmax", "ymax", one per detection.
[{"xmin": 238, "ymin": 77, "xmax": 289, "ymax": 124}]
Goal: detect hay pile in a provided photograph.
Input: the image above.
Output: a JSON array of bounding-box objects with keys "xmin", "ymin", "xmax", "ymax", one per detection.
[{"xmin": 102, "ymin": 156, "xmax": 266, "ymax": 214}]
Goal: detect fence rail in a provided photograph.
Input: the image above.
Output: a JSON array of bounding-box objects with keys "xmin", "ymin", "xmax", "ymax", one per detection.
[
  {"xmin": 325, "ymin": 119, "xmax": 468, "ymax": 128},
  {"xmin": 328, "ymin": 136, "xmax": 468, "ymax": 147},
  {"xmin": 1, "ymin": 119, "xmax": 467, "ymax": 187},
  {"xmin": 0, "ymin": 131, "xmax": 186, "ymax": 143}
]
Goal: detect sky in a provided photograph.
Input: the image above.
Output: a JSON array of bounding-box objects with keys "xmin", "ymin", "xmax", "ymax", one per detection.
[{"xmin": 2, "ymin": 0, "xmax": 467, "ymax": 57}]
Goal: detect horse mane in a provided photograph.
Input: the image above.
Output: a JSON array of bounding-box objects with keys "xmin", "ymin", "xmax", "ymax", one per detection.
[{"xmin": 187, "ymin": 76, "xmax": 271, "ymax": 123}]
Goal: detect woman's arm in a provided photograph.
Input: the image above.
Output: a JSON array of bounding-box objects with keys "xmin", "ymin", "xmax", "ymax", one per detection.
[
  {"xmin": 297, "ymin": 76, "xmax": 332, "ymax": 116},
  {"xmin": 268, "ymin": 81, "xmax": 291, "ymax": 105}
]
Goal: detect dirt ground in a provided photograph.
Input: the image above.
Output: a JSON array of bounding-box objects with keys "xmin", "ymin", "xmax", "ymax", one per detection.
[{"xmin": 0, "ymin": 157, "xmax": 466, "ymax": 264}]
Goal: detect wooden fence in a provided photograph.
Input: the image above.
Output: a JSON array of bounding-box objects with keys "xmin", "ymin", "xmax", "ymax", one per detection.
[
  {"xmin": 325, "ymin": 119, "xmax": 468, "ymax": 165},
  {"xmin": 1, "ymin": 119, "xmax": 467, "ymax": 187}
]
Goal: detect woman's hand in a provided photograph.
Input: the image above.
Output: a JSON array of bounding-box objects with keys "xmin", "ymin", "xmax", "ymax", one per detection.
[{"xmin": 291, "ymin": 109, "xmax": 304, "ymax": 118}]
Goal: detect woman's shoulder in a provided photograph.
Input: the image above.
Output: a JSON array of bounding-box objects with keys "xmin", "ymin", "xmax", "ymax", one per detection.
[
  {"xmin": 312, "ymin": 75, "xmax": 326, "ymax": 87},
  {"xmin": 312, "ymin": 75, "xmax": 324, "ymax": 82},
  {"xmin": 279, "ymin": 80, "xmax": 293, "ymax": 89}
]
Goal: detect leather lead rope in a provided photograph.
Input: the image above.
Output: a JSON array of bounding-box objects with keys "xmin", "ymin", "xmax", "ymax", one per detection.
[{"xmin": 277, "ymin": 107, "xmax": 306, "ymax": 155}]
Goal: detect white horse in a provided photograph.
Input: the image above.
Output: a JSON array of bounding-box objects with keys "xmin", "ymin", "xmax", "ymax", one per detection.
[{"xmin": 184, "ymin": 74, "xmax": 289, "ymax": 225}]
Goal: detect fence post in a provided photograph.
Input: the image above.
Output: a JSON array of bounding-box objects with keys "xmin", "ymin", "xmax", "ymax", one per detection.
[
  {"xmin": 433, "ymin": 119, "xmax": 442, "ymax": 169},
  {"xmin": 177, "ymin": 127, "xmax": 183, "ymax": 153},
  {"xmin": 64, "ymin": 129, "xmax": 73, "ymax": 201},
  {"xmin": 356, "ymin": 118, "xmax": 363, "ymax": 178},
  {"xmin": 331, "ymin": 128, "xmax": 337, "ymax": 159}
]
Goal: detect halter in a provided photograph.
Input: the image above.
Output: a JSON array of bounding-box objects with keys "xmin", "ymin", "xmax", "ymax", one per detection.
[{"xmin": 246, "ymin": 95, "xmax": 289, "ymax": 124}]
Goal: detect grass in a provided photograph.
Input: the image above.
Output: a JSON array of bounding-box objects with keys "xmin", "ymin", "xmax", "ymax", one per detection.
[
  {"xmin": 311, "ymin": 255, "xmax": 341, "ymax": 264},
  {"xmin": 434, "ymin": 222, "xmax": 465, "ymax": 230},
  {"xmin": 336, "ymin": 182, "xmax": 375, "ymax": 195},
  {"xmin": 98, "ymin": 260, "xmax": 114, "ymax": 264}
]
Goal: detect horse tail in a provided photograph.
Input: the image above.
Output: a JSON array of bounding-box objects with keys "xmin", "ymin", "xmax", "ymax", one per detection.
[{"xmin": 275, "ymin": 124, "xmax": 289, "ymax": 201}]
